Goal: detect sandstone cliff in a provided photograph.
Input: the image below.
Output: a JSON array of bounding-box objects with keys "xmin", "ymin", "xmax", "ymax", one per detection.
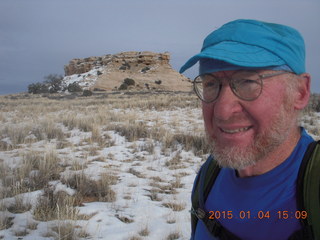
[{"xmin": 63, "ymin": 51, "xmax": 191, "ymax": 92}]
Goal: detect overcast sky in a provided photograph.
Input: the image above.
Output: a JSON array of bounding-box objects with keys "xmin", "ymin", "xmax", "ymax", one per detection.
[{"xmin": 1, "ymin": 0, "xmax": 319, "ymax": 95}]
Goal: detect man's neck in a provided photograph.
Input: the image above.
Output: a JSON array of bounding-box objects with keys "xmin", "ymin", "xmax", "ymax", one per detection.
[{"xmin": 237, "ymin": 128, "xmax": 301, "ymax": 178}]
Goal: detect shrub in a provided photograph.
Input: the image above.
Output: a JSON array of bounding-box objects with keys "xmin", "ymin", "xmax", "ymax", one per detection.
[
  {"xmin": 27, "ymin": 73, "xmax": 63, "ymax": 94},
  {"xmin": 141, "ymin": 67, "xmax": 150, "ymax": 73},
  {"xmin": 124, "ymin": 78, "xmax": 135, "ymax": 86},
  {"xmin": 166, "ymin": 232, "xmax": 180, "ymax": 240},
  {"xmin": 119, "ymin": 62, "xmax": 130, "ymax": 71},
  {"xmin": 51, "ymin": 222, "xmax": 78, "ymax": 240},
  {"xmin": 28, "ymin": 82, "xmax": 49, "ymax": 94},
  {"xmin": 61, "ymin": 172, "xmax": 117, "ymax": 203},
  {"xmin": 44, "ymin": 74, "xmax": 63, "ymax": 93},
  {"xmin": 67, "ymin": 82, "xmax": 82, "ymax": 92},
  {"xmin": 162, "ymin": 202, "xmax": 186, "ymax": 211},
  {"xmin": 0, "ymin": 214, "xmax": 14, "ymax": 230},
  {"xmin": 155, "ymin": 80, "xmax": 162, "ymax": 85},
  {"xmin": 119, "ymin": 83, "xmax": 128, "ymax": 90},
  {"xmin": 33, "ymin": 187, "xmax": 80, "ymax": 221},
  {"xmin": 83, "ymin": 90, "xmax": 93, "ymax": 96}
]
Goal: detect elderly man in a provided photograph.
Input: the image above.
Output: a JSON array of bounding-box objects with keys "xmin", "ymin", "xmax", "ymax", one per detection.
[{"xmin": 180, "ymin": 19, "xmax": 318, "ymax": 240}]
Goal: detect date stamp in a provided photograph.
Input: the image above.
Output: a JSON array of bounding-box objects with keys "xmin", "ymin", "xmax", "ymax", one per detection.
[{"xmin": 208, "ymin": 210, "xmax": 307, "ymax": 220}]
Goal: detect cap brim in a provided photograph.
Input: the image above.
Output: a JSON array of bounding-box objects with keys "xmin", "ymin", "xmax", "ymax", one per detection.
[{"xmin": 179, "ymin": 41, "xmax": 285, "ymax": 73}]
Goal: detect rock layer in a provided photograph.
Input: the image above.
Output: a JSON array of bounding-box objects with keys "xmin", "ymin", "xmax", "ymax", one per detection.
[{"xmin": 64, "ymin": 51, "xmax": 191, "ymax": 92}]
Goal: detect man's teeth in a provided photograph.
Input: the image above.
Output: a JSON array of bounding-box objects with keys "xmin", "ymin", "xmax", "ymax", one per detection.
[{"xmin": 222, "ymin": 127, "xmax": 250, "ymax": 133}]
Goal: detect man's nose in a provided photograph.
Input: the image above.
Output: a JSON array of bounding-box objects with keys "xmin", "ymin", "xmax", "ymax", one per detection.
[{"xmin": 213, "ymin": 84, "xmax": 243, "ymax": 121}]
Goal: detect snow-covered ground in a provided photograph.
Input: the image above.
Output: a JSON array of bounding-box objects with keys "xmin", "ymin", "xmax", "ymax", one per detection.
[
  {"xmin": 0, "ymin": 93, "xmax": 206, "ymax": 240},
  {"xmin": 62, "ymin": 67, "xmax": 104, "ymax": 90},
  {"xmin": 0, "ymin": 92, "xmax": 319, "ymax": 240}
]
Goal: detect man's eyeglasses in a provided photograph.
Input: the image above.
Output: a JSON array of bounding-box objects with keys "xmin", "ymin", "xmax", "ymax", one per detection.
[{"xmin": 193, "ymin": 70, "xmax": 289, "ymax": 103}]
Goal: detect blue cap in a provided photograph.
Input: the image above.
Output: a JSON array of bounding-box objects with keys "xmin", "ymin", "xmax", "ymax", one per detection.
[{"xmin": 179, "ymin": 19, "xmax": 305, "ymax": 75}]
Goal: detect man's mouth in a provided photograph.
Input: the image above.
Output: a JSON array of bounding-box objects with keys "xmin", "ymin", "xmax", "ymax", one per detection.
[{"xmin": 220, "ymin": 126, "xmax": 252, "ymax": 134}]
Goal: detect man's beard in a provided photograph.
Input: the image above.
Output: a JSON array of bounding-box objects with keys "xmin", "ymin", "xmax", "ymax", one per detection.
[{"xmin": 208, "ymin": 105, "xmax": 295, "ymax": 170}]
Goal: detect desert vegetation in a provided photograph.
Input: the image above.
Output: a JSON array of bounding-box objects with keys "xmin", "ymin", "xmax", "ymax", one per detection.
[{"xmin": 0, "ymin": 91, "xmax": 319, "ymax": 239}]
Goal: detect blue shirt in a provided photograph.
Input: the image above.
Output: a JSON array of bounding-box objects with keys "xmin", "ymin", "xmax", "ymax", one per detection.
[{"xmin": 194, "ymin": 128, "xmax": 314, "ymax": 240}]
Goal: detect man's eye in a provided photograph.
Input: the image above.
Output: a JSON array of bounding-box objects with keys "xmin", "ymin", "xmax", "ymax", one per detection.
[
  {"xmin": 203, "ymin": 80, "xmax": 218, "ymax": 88},
  {"xmin": 237, "ymin": 79, "xmax": 259, "ymax": 86}
]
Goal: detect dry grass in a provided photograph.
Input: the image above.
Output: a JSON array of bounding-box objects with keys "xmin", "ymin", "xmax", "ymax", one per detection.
[
  {"xmin": 61, "ymin": 171, "xmax": 118, "ymax": 203},
  {"xmin": 138, "ymin": 226, "xmax": 150, "ymax": 236},
  {"xmin": 115, "ymin": 214, "xmax": 134, "ymax": 223},
  {"xmin": 164, "ymin": 133, "xmax": 210, "ymax": 156},
  {"xmin": 27, "ymin": 221, "xmax": 38, "ymax": 230},
  {"xmin": 149, "ymin": 181, "xmax": 177, "ymax": 195},
  {"xmin": 0, "ymin": 213, "xmax": 14, "ymax": 230},
  {"xmin": 166, "ymin": 232, "xmax": 181, "ymax": 240},
  {"xmin": 165, "ymin": 151, "xmax": 184, "ymax": 170},
  {"xmin": 51, "ymin": 221, "xmax": 87, "ymax": 240},
  {"xmin": 0, "ymin": 149, "xmax": 64, "ymax": 198},
  {"xmin": 0, "ymin": 91, "xmax": 318, "ymax": 239},
  {"xmin": 129, "ymin": 236, "xmax": 142, "ymax": 240},
  {"xmin": 32, "ymin": 120, "xmax": 65, "ymax": 141},
  {"xmin": 14, "ymin": 229, "xmax": 29, "ymax": 237},
  {"xmin": 162, "ymin": 201, "xmax": 186, "ymax": 212},
  {"xmin": 33, "ymin": 187, "xmax": 80, "ymax": 221},
  {"xmin": 128, "ymin": 168, "xmax": 146, "ymax": 178},
  {"xmin": 7, "ymin": 196, "xmax": 32, "ymax": 214},
  {"xmin": 109, "ymin": 122, "xmax": 150, "ymax": 142}
]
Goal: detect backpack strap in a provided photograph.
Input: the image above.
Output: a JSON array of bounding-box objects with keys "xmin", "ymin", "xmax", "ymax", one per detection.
[
  {"xmin": 191, "ymin": 155, "xmax": 220, "ymax": 237},
  {"xmin": 191, "ymin": 156, "xmax": 242, "ymax": 239},
  {"xmin": 295, "ymin": 140, "xmax": 320, "ymax": 240}
]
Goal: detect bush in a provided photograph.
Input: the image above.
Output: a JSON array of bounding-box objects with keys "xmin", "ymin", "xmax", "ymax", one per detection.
[
  {"xmin": 124, "ymin": 78, "xmax": 135, "ymax": 86},
  {"xmin": 44, "ymin": 74, "xmax": 63, "ymax": 93},
  {"xmin": 119, "ymin": 83, "xmax": 128, "ymax": 90},
  {"xmin": 119, "ymin": 62, "xmax": 130, "ymax": 71},
  {"xmin": 28, "ymin": 82, "xmax": 49, "ymax": 94},
  {"xmin": 141, "ymin": 67, "xmax": 150, "ymax": 73},
  {"xmin": 83, "ymin": 90, "xmax": 93, "ymax": 96},
  {"xmin": 67, "ymin": 82, "xmax": 82, "ymax": 92},
  {"xmin": 27, "ymin": 73, "xmax": 63, "ymax": 94},
  {"xmin": 155, "ymin": 80, "xmax": 162, "ymax": 85}
]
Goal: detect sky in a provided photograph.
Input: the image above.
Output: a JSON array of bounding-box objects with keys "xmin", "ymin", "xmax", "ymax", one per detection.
[{"xmin": 0, "ymin": 0, "xmax": 319, "ymax": 95}]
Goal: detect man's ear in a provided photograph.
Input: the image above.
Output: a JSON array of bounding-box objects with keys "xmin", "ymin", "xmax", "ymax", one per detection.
[{"xmin": 293, "ymin": 73, "xmax": 311, "ymax": 110}]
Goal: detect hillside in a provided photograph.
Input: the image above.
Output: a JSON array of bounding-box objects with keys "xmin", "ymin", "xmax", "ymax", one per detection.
[{"xmin": 63, "ymin": 51, "xmax": 192, "ymax": 92}]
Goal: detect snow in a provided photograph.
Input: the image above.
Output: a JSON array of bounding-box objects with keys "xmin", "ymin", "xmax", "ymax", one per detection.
[
  {"xmin": 62, "ymin": 67, "xmax": 105, "ymax": 90},
  {"xmin": 0, "ymin": 98, "xmax": 205, "ymax": 240},
  {"xmin": 0, "ymin": 93, "xmax": 319, "ymax": 240}
]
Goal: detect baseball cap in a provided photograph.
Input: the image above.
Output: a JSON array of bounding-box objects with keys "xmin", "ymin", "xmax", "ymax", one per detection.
[{"xmin": 179, "ymin": 19, "xmax": 305, "ymax": 75}]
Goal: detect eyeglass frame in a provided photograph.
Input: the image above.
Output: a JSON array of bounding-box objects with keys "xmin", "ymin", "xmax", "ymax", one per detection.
[{"xmin": 193, "ymin": 70, "xmax": 290, "ymax": 103}]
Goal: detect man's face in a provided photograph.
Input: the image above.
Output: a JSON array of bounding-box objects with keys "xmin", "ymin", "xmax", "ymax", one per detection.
[{"xmin": 202, "ymin": 70, "xmax": 297, "ymax": 170}]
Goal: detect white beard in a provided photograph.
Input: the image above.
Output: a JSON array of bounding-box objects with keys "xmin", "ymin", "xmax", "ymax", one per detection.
[{"xmin": 208, "ymin": 104, "xmax": 295, "ymax": 170}]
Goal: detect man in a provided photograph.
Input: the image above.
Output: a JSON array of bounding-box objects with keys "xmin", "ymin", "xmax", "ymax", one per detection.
[{"xmin": 179, "ymin": 19, "xmax": 314, "ymax": 239}]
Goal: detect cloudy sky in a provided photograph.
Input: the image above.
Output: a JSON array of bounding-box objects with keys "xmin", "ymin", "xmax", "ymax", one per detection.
[{"xmin": 1, "ymin": 0, "xmax": 319, "ymax": 95}]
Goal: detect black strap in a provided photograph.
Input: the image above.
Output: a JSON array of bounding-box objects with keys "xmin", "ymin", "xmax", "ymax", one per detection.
[
  {"xmin": 295, "ymin": 140, "xmax": 319, "ymax": 240},
  {"xmin": 288, "ymin": 225, "xmax": 314, "ymax": 240},
  {"xmin": 296, "ymin": 141, "xmax": 318, "ymax": 217},
  {"xmin": 193, "ymin": 207, "xmax": 242, "ymax": 240},
  {"xmin": 191, "ymin": 156, "xmax": 221, "ymax": 237},
  {"xmin": 195, "ymin": 156, "xmax": 241, "ymax": 240}
]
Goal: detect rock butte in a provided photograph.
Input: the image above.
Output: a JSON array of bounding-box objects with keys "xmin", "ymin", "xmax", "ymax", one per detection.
[{"xmin": 64, "ymin": 51, "xmax": 192, "ymax": 92}]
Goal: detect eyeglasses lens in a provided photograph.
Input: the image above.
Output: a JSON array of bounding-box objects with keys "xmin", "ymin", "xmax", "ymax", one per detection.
[{"xmin": 194, "ymin": 71, "xmax": 263, "ymax": 102}]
